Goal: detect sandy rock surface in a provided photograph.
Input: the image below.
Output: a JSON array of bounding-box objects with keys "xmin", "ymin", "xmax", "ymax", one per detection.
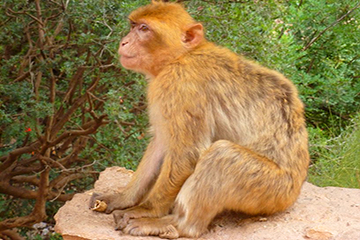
[{"xmin": 54, "ymin": 167, "xmax": 360, "ymax": 240}]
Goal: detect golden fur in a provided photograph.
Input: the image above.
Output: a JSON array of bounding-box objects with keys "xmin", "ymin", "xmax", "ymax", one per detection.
[{"xmin": 91, "ymin": 1, "xmax": 309, "ymax": 238}]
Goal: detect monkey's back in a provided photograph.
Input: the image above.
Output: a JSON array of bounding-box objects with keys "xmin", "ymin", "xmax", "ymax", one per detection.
[{"xmin": 155, "ymin": 42, "xmax": 309, "ymax": 182}]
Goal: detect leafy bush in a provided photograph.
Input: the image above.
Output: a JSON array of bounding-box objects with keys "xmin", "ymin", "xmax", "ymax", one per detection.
[
  {"xmin": 309, "ymin": 113, "xmax": 360, "ymax": 188},
  {"xmin": 0, "ymin": 0, "xmax": 148, "ymax": 234},
  {"xmin": 286, "ymin": 1, "xmax": 360, "ymax": 132}
]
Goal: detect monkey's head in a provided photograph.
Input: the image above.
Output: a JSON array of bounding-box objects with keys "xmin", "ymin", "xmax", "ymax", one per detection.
[{"xmin": 118, "ymin": 1, "xmax": 205, "ymax": 77}]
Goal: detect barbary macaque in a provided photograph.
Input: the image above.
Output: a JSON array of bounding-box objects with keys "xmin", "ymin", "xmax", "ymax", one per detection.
[{"xmin": 91, "ymin": 0, "xmax": 310, "ymax": 238}]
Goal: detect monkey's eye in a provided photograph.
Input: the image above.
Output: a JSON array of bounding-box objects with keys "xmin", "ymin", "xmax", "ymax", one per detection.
[
  {"xmin": 139, "ymin": 24, "xmax": 149, "ymax": 32},
  {"xmin": 130, "ymin": 21, "xmax": 136, "ymax": 29}
]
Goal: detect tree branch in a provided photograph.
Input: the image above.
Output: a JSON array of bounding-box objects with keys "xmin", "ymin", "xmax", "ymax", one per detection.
[
  {"xmin": 303, "ymin": 2, "xmax": 360, "ymax": 51},
  {"xmin": 0, "ymin": 229, "xmax": 25, "ymax": 240}
]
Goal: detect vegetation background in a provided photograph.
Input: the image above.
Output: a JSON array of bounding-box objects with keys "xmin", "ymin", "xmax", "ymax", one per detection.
[{"xmin": 0, "ymin": 0, "xmax": 359, "ymax": 239}]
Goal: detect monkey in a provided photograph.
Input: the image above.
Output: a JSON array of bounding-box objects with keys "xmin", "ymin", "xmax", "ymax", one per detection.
[{"xmin": 90, "ymin": 0, "xmax": 310, "ymax": 238}]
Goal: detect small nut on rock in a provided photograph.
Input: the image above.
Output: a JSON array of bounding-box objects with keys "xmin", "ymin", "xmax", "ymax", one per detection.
[{"xmin": 91, "ymin": 200, "xmax": 107, "ymax": 212}]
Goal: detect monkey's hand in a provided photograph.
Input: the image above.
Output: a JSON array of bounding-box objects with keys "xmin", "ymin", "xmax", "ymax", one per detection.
[{"xmin": 89, "ymin": 192, "xmax": 135, "ymax": 214}]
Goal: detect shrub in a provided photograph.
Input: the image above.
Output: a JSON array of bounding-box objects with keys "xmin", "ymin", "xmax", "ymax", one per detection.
[
  {"xmin": 0, "ymin": 0, "xmax": 148, "ymax": 234},
  {"xmin": 308, "ymin": 114, "xmax": 360, "ymax": 188}
]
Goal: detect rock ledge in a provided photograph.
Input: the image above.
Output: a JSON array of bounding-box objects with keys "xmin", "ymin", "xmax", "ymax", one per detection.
[{"xmin": 54, "ymin": 167, "xmax": 360, "ymax": 240}]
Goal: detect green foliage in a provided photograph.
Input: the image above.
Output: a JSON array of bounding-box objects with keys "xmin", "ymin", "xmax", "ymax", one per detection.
[
  {"xmin": 286, "ymin": 1, "xmax": 360, "ymax": 132},
  {"xmin": 0, "ymin": 0, "xmax": 149, "ymax": 233},
  {"xmin": 0, "ymin": 0, "xmax": 150, "ymax": 167},
  {"xmin": 67, "ymin": 0, "xmax": 150, "ymax": 170},
  {"xmin": 308, "ymin": 114, "xmax": 360, "ymax": 188},
  {"xmin": 30, "ymin": 234, "xmax": 62, "ymax": 240}
]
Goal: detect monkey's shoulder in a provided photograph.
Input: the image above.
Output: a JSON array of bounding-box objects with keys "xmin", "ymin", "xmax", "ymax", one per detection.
[{"xmin": 154, "ymin": 43, "xmax": 297, "ymax": 97}]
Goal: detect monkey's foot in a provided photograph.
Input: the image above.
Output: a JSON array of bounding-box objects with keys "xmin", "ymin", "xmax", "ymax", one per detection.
[
  {"xmin": 123, "ymin": 217, "xmax": 179, "ymax": 239},
  {"xmin": 113, "ymin": 206, "xmax": 157, "ymax": 230}
]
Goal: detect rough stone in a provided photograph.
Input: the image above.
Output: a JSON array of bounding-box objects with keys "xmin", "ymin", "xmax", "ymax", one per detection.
[{"xmin": 54, "ymin": 167, "xmax": 360, "ymax": 240}]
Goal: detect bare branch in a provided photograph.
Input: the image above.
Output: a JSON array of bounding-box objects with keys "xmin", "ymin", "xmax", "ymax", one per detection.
[
  {"xmin": 0, "ymin": 142, "xmax": 41, "ymax": 172},
  {"xmin": 13, "ymin": 71, "xmax": 30, "ymax": 83},
  {"xmin": 0, "ymin": 229, "xmax": 25, "ymax": 240},
  {"xmin": 0, "ymin": 182, "xmax": 38, "ymax": 200},
  {"xmin": 0, "ymin": 213, "xmax": 41, "ymax": 231},
  {"xmin": 12, "ymin": 175, "xmax": 40, "ymax": 186},
  {"xmin": 50, "ymin": 115, "xmax": 107, "ymax": 147},
  {"xmin": 7, "ymin": 8, "xmax": 44, "ymax": 27},
  {"xmin": 303, "ymin": 2, "xmax": 360, "ymax": 51}
]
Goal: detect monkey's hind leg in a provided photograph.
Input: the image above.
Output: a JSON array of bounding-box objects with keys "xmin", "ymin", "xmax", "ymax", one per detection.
[
  {"xmin": 123, "ymin": 140, "xmax": 296, "ymax": 238},
  {"xmin": 172, "ymin": 140, "xmax": 295, "ymax": 238},
  {"xmin": 122, "ymin": 216, "xmax": 179, "ymax": 239}
]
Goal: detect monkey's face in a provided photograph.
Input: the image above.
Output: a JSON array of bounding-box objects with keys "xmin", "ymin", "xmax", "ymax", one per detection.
[
  {"xmin": 118, "ymin": 20, "xmax": 153, "ymax": 75},
  {"xmin": 118, "ymin": 2, "xmax": 203, "ymax": 78},
  {"xmin": 118, "ymin": 19, "xmax": 182, "ymax": 78}
]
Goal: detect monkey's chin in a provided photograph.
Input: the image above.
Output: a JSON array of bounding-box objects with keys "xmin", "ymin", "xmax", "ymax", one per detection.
[
  {"xmin": 120, "ymin": 56, "xmax": 138, "ymax": 70},
  {"xmin": 120, "ymin": 57, "xmax": 149, "ymax": 76},
  {"xmin": 120, "ymin": 56, "xmax": 141, "ymax": 72}
]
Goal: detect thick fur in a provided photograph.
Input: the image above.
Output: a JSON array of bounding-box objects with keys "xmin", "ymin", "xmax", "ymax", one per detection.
[{"xmin": 92, "ymin": 1, "xmax": 309, "ymax": 238}]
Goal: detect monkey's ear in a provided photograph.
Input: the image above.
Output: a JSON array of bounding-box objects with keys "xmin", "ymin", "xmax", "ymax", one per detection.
[{"xmin": 182, "ymin": 23, "xmax": 204, "ymax": 49}]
